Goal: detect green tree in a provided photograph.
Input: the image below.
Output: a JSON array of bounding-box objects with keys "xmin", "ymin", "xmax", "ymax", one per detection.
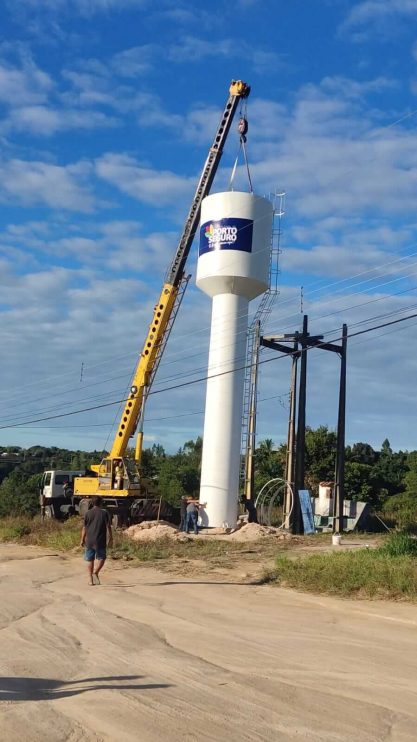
[
  {"xmin": 344, "ymin": 461, "xmax": 376, "ymax": 504},
  {"xmin": 254, "ymin": 439, "xmax": 284, "ymax": 495},
  {"xmin": 372, "ymin": 449, "xmax": 407, "ymax": 498},
  {"xmin": 346, "ymin": 442, "xmax": 377, "ymax": 466},
  {"xmin": 381, "ymin": 438, "xmax": 393, "ymax": 456},
  {"xmin": 404, "ymin": 451, "xmax": 417, "ymax": 495},
  {"xmin": 0, "ymin": 471, "xmax": 41, "ymax": 517},
  {"xmin": 304, "ymin": 426, "xmax": 337, "ymax": 489},
  {"xmin": 154, "ymin": 438, "xmax": 202, "ymax": 506},
  {"xmin": 140, "ymin": 444, "xmax": 166, "ymax": 479}
]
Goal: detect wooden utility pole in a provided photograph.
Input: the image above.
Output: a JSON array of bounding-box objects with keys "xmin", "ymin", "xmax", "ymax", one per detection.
[
  {"xmin": 244, "ymin": 321, "xmax": 261, "ymax": 502},
  {"xmin": 284, "ymin": 341, "xmax": 298, "ymax": 529}
]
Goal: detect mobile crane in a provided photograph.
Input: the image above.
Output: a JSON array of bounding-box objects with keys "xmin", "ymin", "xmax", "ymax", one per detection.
[{"xmin": 70, "ymin": 80, "xmax": 251, "ymax": 524}]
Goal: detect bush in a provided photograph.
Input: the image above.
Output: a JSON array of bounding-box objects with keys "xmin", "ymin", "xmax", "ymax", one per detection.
[
  {"xmin": 380, "ymin": 531, "xmax": 417, "ymax": 557},
  {"xmin": 0, "ymin": 471, "xmax": 40, "ymax": 517}
]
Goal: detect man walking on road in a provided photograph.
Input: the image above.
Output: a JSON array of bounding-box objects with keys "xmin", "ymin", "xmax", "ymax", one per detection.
[{"xmin": 80, "ymin": 496, "xmax": 113, "ymax": 585}]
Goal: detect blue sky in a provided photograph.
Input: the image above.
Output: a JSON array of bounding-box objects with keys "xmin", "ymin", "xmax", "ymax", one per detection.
[{"xmin": 2, "ymin": 0, "xmax": 417, "ymax": 454}]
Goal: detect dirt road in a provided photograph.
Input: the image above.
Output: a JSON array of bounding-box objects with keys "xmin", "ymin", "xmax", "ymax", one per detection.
[{"xmin": 0, "ymin": 543, "xmax": 416, "ymax": 742}]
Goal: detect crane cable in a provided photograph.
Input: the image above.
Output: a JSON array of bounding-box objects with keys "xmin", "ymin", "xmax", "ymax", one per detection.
[{"xmin": 229, "ymin": 101, "xmax": 253, "ymax": 192}]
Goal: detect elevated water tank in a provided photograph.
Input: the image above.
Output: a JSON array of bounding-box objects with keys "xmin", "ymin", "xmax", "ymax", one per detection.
[
  {"xmin": 197, "ymin": 191, "xmax": 273, "ymax": 528},
  {"xmin": 196, "ymin": 191, "xmax": 272, "ymax": 298}
]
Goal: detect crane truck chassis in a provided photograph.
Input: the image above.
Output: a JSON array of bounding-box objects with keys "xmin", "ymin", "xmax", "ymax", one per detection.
[
  {"xmin": 40, "ymin": 467, "xmax": 179, "ymax": 526},
  {"xmin": 64, "ymin": 80, "xmax": 251, "ymax": 526}
]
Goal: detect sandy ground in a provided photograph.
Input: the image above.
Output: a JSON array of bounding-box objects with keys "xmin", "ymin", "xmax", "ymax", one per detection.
[{"xmin": 0, "ymin": 544, "xmax": 416, "ymax": 742}]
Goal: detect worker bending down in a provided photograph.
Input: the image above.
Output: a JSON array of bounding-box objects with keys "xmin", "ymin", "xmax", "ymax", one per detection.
[{"xmin": 185, "ymin": 499, "xmax": 206, "ymax": 535}]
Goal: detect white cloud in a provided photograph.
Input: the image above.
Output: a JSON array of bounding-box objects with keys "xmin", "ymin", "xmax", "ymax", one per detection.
[
  {"xmin": 166, "ymin": 34, "xmax": 285, "ymax": 73},
  {"xmin": 0, "ymin": 58, "xmax": 52, "ymax": 106},
  {"xmin": 7, "ymin": 104, "xmax": 118, "ymax": 135},
  {"xmin": 342, "ymin": 0, "xmax": 417, "ymax": 35},
  {"xmin": 247, "ymin": 76, "xmax": 417, "ymax": 219},
  {"xmin": 0, "ymin": 159, "xmax": 96, "ymax": 211},
  {"xmin": 98, "ymin": 221, "xmax": 177, "ymax": 274},
  {"xmin": 95, "ymin": 153, "xmax": 194, "ymax": 207},
  {"xmin": 110, "ymin": 45, "xmax": 155, "ymax": 77},
  {"xmin": 0, "ymin": 51, "xmax": 121, "ymax": 136},
  {"xmin": 0, "ymin": 218, "xmax": 179, "ymax": 280},
  {"xmin": 282, "ymin": 244, "xmax": 386, "ymax": 279}
]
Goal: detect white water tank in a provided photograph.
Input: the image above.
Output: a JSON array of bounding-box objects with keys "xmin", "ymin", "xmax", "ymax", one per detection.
[
  {"xmin": 197, "ymin": 191, "xmax": 273, "ymax": 528},
  {"xmin": 196, "ymin": 191, "xmax": 272, "ymax": 298}
]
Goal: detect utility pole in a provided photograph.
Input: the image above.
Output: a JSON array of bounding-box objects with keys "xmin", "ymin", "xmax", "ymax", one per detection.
[
  {"xmin": 284, "ymin": 338, "xmax": 299, "ymax": 529},
  {"xmin": 293, "ymin": 315, "xmax": 309, "ymax": 533},
  {"xmin": 244, "ymin": 321, "xmax": 261, "ymax": 502},
  {"xmin": 261, "ymin": 316, "xmax": 347, "ymax": 535},
  {"xmin": 334, "ymin": 323, "xmax": 347, "ymax": 534}
]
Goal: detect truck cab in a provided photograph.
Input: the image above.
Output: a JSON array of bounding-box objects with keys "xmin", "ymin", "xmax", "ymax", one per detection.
[{"xmin": 40, "ymin": 470, "xmax": 84, "ymax": 519}]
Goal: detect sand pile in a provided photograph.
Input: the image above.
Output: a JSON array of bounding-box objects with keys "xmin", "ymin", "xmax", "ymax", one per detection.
[
  {"xmin": 124, "ymin": 520, "xmax": 188, "ymax": 542},
  {"xmin": 228, "ymin": 523, "xmax": 279, "ymax": 542}
]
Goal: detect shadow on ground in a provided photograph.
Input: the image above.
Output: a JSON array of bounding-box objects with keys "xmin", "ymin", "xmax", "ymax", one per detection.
[{"xmin": 0, "ymin": 675, "xmax": 172, "ymax": 701}]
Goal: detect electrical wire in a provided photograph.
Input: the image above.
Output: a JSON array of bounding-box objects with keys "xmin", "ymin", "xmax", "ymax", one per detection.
[
  {"xmin": 3, "ymin": 235, "xmax": 417, "ymax": 416},
  {"xmin": 3, "ymin": 212, "xmax": 417, "ymax": 410},
  {"xmin": 11, "ymin": 391, "xmax": 291, "ymax": 432},
  {"xmin": 2, "ymin": 280, "xmax": 417, "ymax": 429},
  {"xmin": 2, "ymin": 309, "xmax": 417, "ymax": 431},
  {"xmin": 3, "ymin": 259, "xmax": 417, "ymax": 425}
]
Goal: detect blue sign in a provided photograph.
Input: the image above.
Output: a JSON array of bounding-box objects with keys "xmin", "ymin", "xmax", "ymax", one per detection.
[
  {"xmin": 299, "ymin": 490, "xmax": 315, "ymax": 534},
  {"xmin": 199, "ymin": 217, "xmax": 253, "ymax": 256}
]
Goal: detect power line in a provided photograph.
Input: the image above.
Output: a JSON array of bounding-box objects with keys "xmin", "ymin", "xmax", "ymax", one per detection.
[
  {"xmin": 3, "ymin": 238, "xmax": 417, "ymax": 409},
  {"xmin": 2, "ymin": 310, "xmax": 417, "ymax": 431},
  {"xmin": 3, "ymin": 272, "xmax": 417, "ymax": 427}
]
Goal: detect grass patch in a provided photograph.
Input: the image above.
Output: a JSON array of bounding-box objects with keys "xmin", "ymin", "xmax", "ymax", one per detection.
[
  {"xmin": 0, "ymin": 516, "xmax": 251, "ymax": 564},
  {"xmin": 0, "ymin": 516, "xmax": 80, "ymax": 550},
  {"xmin": 265, "ymin": 543, "xmax": 417, "ymax": 600},
  {"xmin": 379, "ymin": 531, "xmax": 417, "ymax": 557},
  {"xmin": 0, "ymin": 518, "xmax": 32, "ymax": 541}
]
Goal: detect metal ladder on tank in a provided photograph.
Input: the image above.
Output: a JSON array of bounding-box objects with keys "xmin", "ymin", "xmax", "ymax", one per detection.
[{"xmin": 240, "ymin": 192, "xmax": 285, "ymax": 494}]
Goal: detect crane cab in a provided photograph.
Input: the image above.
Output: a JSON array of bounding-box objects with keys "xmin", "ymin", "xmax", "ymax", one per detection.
[{"xmin": 73, "ymin": 456, "xmax": 142, "ymax": 498}]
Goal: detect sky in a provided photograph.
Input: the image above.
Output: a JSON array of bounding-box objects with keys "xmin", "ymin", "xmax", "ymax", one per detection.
[{"xmin": 2, "ymin": 0, "xmax": 417, "ymax": 455}]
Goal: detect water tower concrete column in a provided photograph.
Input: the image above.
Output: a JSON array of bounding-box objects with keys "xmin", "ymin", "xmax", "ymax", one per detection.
[{"xmin": 196, "ymin": 191, "xmax": 273, "ymax": 527}]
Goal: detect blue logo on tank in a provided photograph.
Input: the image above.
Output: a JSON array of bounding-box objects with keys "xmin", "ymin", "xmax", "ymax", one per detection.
[{"xmin": 199, "ymin": 217, "xmax": 253, "ymax": 256}]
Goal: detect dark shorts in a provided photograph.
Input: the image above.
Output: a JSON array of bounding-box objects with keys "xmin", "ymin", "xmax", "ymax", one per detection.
[{"xmin": 84, "ymin": 547, "xmax": 106, "ymax": 562}]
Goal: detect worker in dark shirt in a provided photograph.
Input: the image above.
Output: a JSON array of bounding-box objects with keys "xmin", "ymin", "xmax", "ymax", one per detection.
[
  {"xmin": 80, "ymin": 496, "xmax": 113, "ymax": 585},
  {"xmin": 179, "ymin": 496, "xmax": 188, "ymax": 532}
]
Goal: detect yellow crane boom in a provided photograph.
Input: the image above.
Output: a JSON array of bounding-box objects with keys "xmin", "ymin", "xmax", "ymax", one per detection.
[{"xmin": 74, "ymin": 80, "xmax": 250, "ymax": 517}]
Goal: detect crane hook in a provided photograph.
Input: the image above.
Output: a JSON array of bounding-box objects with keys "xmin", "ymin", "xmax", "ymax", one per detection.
[{"xmin": 238, "ymin": 116, "xmax": 248, "ymax": 142}]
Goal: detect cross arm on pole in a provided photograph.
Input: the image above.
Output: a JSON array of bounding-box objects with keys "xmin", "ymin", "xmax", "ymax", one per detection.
[{"xmin": 261, "ymin": 338, "xmax": 299, "ymax": 355}]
